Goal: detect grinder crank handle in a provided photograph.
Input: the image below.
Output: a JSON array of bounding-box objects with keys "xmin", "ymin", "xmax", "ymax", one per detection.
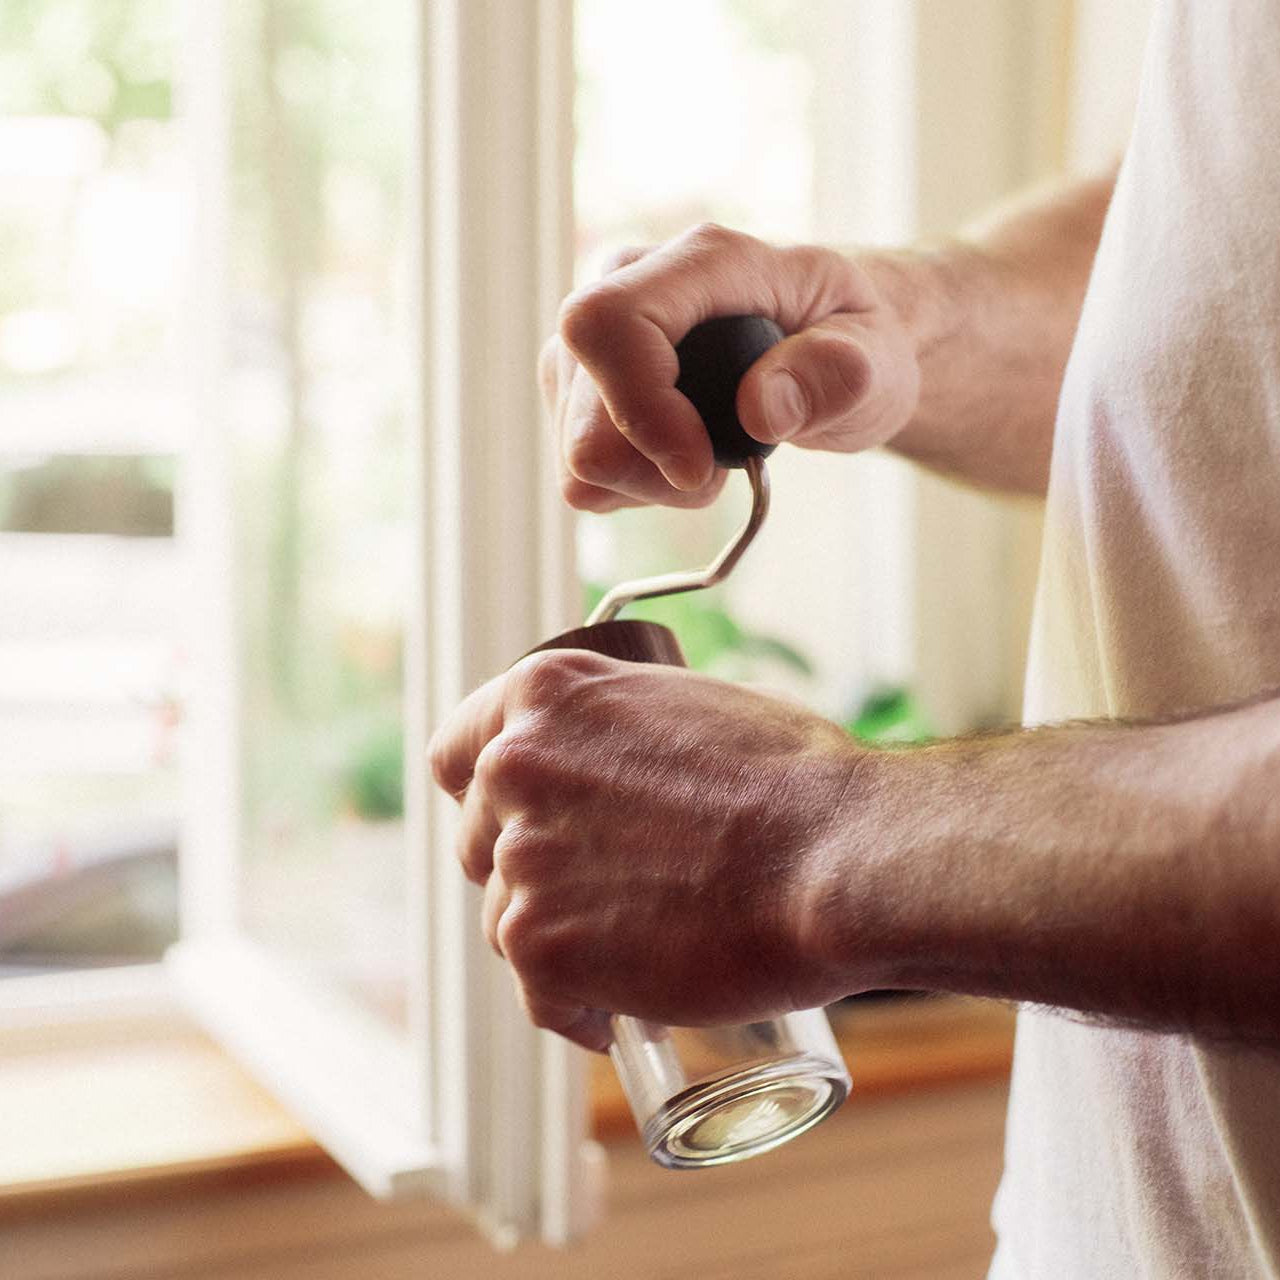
[
  {"xmin": 585, "ymin": 315, "xmax": 784, "ymax": 625},
  {"xmin": 673, "ymin": 314, "xmax": 784, "ymax": 469}
]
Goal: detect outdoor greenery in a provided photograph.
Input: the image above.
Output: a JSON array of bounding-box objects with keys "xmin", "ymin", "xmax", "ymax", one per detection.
[
  {"xmin": 0, "ymin": 0, "xmax": 172, "ymax": 132},
  {"xmin": 0, "ymin": 2, "xmax": 173, "ymax": 337},
  {"xmin": 583, "ymin": 582, "xmax": 814, "ymax": 682},
  {"xmin": 1, "ymin": 1, "xmax": 412, "ymax": 833},
  {"xmin": 227, "ymin": 0, "xmax": 413, "ymax": 836}
]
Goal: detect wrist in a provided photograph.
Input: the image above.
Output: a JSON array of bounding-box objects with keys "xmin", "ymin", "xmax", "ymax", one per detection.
[
  {"xmin": 858, "ymin": 244, "xmax": 970, "ymax": 369},
  {"xmin": 860, "ymin": 237, "xmax": 1059, "ymax": 489},
  {"xmin": 790, "ymin": 738, "xmax": 921, "ymax": 1000},
  {"xmin": 792, "ymin": 733, "xmax": 1018, "ymax": 1003}
]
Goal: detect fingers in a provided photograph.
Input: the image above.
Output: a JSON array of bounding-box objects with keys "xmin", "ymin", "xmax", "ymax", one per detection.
[
  {"xmin": 548, "ymin": 321, "xmax": 674, "ymax": 512},
  {"xmin": 738, "ymin": 311, "xmax": 917, "ymax": 454},
  {"xmin": 457, "ymin": 777, "xmax": 502, "ymax": 885},
  {"xmin": 483, "ymin": 858, "xmax": 613, "ymax": 1055},
  {"xmin": 562, "ymin": 362, "xmax": 727, "ymax": 508},
  {"xmin": 557, "ymin": 305, "xmax": 712, "ymax": 494},
  {"xmin": 550, "ymin": 226, "xmax": 880, "ymax": 500},
  {"xmin": 514, "ymin": 982, "xmax": 613, "ymax": 1054},
  {"xmin": 548, "ymin": 244, "xmax": 701, "ymax": 510},
  {"xmin": 557, "ymin": 260, "xmax": 720, "ymax": 492},
  {"xmin": 550, "ymin": 340, "xmax": 646, "ymax": 512},
  {"xmin": 434, "ymin": 651, "xmax": 609, "ymax": 879},
  {"xmin": 482, "ymin": 864, "xmax": 510, "ymax": 951},
  {"xmin": 598, "ymin": 244, "xmax": 653, "ymax": 276},
  {"xmin": 738, "ymin": 317, "xmax": 873, "ymax": 445},
  {"xmin": 427, "ymin": 672, "xmax": 508, "ymax": 799},
  {"xmin": 562, "ymin": 363, "xmax": 664, "ymax": 492},
  {"xmin": 540, "ymin": 249, "xmax": 650, "ymax": 420},
  {"xmin": 431, "ymin": 649, "xmax": 606, "ymax": 823},
  {"xmin": 430, "ymin": 654, "xmax": 619, "ymax": 1056}
]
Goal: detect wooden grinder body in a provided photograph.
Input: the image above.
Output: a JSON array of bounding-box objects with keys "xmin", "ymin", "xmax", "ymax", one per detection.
[{"xmin": 530, "ymin": 618, "xmax": 687, "ymax": 668}]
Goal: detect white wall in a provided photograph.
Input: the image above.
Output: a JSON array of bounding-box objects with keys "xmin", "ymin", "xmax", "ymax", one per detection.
[
  {"xmin": 708, "ymin": 0, "xmax": 1155, "ymax": 735},
  {"xmin": 731, "ymin": 1, "xmax": 1077, "ymax": 735},
  {"xmin": 1068, "ymin": 0, "xmax": 1156, "ymax": 168}
]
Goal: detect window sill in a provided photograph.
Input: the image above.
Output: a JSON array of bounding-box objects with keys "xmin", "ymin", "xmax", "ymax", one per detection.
[
  {"xmin": 0, "ymin": 1010, "xmax": 321, "ymax": 1214},
  {"xmin": 0, "ymin": 993, "xmax": 1014, "ymax": 1217}
]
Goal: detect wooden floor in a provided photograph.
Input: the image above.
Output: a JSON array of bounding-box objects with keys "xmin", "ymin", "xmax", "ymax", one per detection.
[{"xmin": 4, "ymin": 1077, "xmax": 1009, "ymax": 1280}]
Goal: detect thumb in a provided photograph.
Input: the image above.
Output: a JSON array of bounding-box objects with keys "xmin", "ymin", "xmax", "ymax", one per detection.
[{"xmin": 737, "ymin": 319, "xmax": 874, "ymax": 446}]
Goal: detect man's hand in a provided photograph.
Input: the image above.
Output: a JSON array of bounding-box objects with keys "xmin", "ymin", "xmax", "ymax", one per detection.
[
  {"xmin": 427, "ymin": 649, "xmax": 868, "ymax": 1052},
  {"xmin": 544, "ymin": 168, "xmax": 1121, "ymax": 503},
  {"xmin": 430, "ymin": 649, "xmax": 1280, "ymax": 1052},
  {"xmin": 542, "ymin": 224, "xmax": 923, "ymax": 512}
]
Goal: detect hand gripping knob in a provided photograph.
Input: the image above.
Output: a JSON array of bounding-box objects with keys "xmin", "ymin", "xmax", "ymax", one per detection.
[{"xmin": 675, "ymin": 315, "xmax": 784, "ymax": 469}]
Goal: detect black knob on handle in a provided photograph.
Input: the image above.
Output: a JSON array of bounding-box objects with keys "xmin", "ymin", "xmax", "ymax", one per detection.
[{"xmin": 675, "ymin": 315, "xmax": 784, "ymax": 469}]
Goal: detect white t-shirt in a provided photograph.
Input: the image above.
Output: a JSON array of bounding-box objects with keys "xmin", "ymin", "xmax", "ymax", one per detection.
[{"xmin": 990, "ymin": 1, "xmax": 1280, "ymax": 1275}]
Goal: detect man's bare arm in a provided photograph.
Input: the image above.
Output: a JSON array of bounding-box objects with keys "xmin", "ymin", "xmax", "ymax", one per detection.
[
  {"xmin": 804, "ymin": 691, "xmax": 1280, "ymax": 1048},
  {"xmin": 429, "ymin": 650, "xmax": 1280, "ymax": 1053},
  {"xmin": 868, "ymin": 164, "xmax": 1118, "ymax": 494},
  {"xmin": 544, "ymin": 164, "xmax": 1117, "ymax": 509}
]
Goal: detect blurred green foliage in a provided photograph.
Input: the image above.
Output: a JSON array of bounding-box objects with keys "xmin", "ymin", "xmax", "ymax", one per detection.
[
  {"xmin": 582, "ymin": 582, "xmax": 814, "ymax": 680},
  {"xmin": 845, "ymin": 686, "xmax": 933, "ymax": 746},
  {"xmin": 225, "ymin": 1, "xmax": 414, "ymax": 839},
  {"xmin": 0, "ymin": 0, "xmax": 172, "ymax": 131},
  {"xmin": 724, "ymin": 0, "xmax": 807, "ymax": 54},
  {"xmin": 343, "ymin": 718, "xmax": 404, "ymax": 822}
]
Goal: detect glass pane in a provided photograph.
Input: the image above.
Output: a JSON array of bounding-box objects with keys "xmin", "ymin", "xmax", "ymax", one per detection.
[
  {"xmin": 0, "ymin": 1, "xmax": 182, "ymax": 975},
  {"xmin": 227, "ymin": 0, "xmax": 413, "ymax": 1028},
  {"xmin": 575, "ymin": 0, "xmax": 923, "ymax": 737},
  {"xmin": 574, "ymin": 0, "xmax": 846, "ymax": 711}
]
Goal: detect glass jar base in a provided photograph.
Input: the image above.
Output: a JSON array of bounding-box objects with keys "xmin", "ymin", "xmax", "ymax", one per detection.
[{"xmin": 642, "ymin": 1054, "xmax": 849, "ymax": 1169}]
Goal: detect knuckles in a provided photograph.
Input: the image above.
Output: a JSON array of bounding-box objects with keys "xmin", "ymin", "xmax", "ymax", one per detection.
[
  {"xmin": 558, "ymin": 281, "xmax": 624, "ymax": 361},
  {"xmin": 493, "ymin": 895, "xmax": 535, "ymax": 965},
  {"xmin": 496, "ymin": 898, "xmax": 574, "ymax": 985},
  {"xmin": 493, "ymin": 825, "xmax": 566, "ymax": 883},
  {"xmin": 564, "ymin": 428, "xmax": 620, "ymax": 490},
  {"xmin": 559, "ymin": 473, "xmax": 628, "ymax": 512},
  {"xmin": 559, "ymin": 223, "xmax": 758, "ymax": 361},
  {"xmin": 469, "ymin": 651, "xmax": 613, "ymax": 800},
  {"xmin": 472, "ymin": 731, "xmax": 546, "ymax": 804},
  {"xmin": 511, "ymin": 647, "xmax": 611, "ymax": 710},
  {"xmin": 678, "ymin": 219, "xmax": 748, "ymax": 257},
  {"xmin": 599, "ymin": 244, "xmax": 650, "ymax": 275}
]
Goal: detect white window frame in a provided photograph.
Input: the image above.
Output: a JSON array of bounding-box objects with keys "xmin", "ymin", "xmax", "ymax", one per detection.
[
  {"xmin": 166, "ymin": 0, "xmax": 596, "ymax": 1245},
  {"xmin": 0, "ymin": 0, "xmax": 595, "ymax": 1244}
]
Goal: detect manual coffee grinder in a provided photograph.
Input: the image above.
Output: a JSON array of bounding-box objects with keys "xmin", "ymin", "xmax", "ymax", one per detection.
[{"xmin": 533, "ymin": 316, "xmax": 851, "ymax": 1168}]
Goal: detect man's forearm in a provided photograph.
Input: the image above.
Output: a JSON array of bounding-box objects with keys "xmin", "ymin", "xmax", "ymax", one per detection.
[
  {"xmin": 863, "ymin": 165, "xmax": 1118, "ymax": 496},
  {"xmin": 806, "ymin": 692, "xmax": 1280, "ymax": 1048}
]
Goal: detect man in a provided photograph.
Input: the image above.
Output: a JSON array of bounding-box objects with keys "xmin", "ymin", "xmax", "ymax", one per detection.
[{"xmin": 430, "ymin": 2, "xmax": 1280, "ymax": 1273}]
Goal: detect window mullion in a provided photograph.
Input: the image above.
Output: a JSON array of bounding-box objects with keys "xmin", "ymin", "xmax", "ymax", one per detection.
[
  {"xmin": 416, "ymin": 0, "xmax": 591, "ymax": 1245},
  {"xmin": 176, "ymin": 0, "xmax": 240, "ymax": 940}
]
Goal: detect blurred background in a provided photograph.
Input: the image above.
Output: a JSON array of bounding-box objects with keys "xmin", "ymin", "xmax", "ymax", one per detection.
[
  {"xmin": 0, "ymin": 0, "xmax": 1149, "ymax": 996},
  {"xmin": 1, "ymin": 1, "xmax": 1152, "ymax": 1275},
  {"xmin": 0, "ymin": 0, "xmax": 417, "ymax": 987}
]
